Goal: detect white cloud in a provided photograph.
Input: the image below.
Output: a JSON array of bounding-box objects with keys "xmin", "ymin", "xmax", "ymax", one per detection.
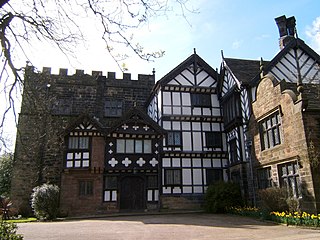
[{"xmin": 305, "ymin": 16, "xmax": 320, "ymax": 53}]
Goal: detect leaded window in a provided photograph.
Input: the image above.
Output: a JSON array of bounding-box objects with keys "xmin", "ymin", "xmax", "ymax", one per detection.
[
  {"xmin": 191, "ymin": 93, "xmax": 211, "ymax": 107},
  {"xmin": 205, "ymin": 132, "xmax": 222, "ymax": 148},
  {"xmin": 165, "ymin": 169, "xmax": 181, "ymax": 186},
  {"xmin": 206, "ymin": 169, "xmax": 223, "ymax": 185},
  {"xmin": 105, "ymin": 100, "xmax": 122, "ymax": 117},
  {"xmin": 222, "ymin": 93, "xmax": 241, "ymax": 126},
  {"xmin": 79, "ymin": 180, "xmax": 93, "ymax": 196},
  {"xmin": 229, "ymin": 139, "xmax": 238, "ymax": 164},
  {"xmin": 257, "ymin": 167, "xmax": 272, "ymax": 189},
  {"xmin": 260, "ymin": 111, "xmax": 282, "ymax": 150},
  {"xmin": 116, "ymin": 139, "xmax": 152, "ymax": 153},
  {"xmin": 167, "ymin": 131, "xmax": 182, "ymax": 146},
  {"xmin": 66, "ymin": 136, "xmax": 90, "ymax": 168},
  {"xmin": 278, "ymin": 162, "xmax": 301, "ymax": 198}
]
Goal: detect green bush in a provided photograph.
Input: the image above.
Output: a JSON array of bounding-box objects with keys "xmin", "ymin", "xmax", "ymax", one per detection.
[
  {"xmin": 0, "ymin": 221, "xmax": 23, "ymax": 240},
  {"xmin": 0, "ymin": 153, "xmax": 14, "ymax": 197},
  {"xmin": 31, "ymin": 183, "xmax": 59, "ymax": 220},
  {"xmin": 205, "ymin": 181, "xmax": 243, "ymax": 213},
  {"xmin": 258, "ymin": 187, "xmax": 289, "ymax": 212}
]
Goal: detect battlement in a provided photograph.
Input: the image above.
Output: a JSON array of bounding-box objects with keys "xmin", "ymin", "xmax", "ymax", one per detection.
[{"xmin": 38, "ymin": 66, "xmax": 154, "ymax": 82}]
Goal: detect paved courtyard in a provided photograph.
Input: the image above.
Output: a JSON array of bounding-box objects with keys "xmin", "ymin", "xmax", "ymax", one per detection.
[{"xmin": 18, "ymin": 213, "xmax": 320, "ymax": 240}]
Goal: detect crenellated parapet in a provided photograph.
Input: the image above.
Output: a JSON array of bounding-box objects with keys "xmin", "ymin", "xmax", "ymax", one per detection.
[{"xmin": 26, "ymin": 66, "xmax": 155, "ymax": 86}]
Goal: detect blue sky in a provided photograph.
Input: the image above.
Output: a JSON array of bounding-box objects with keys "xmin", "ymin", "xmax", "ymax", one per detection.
[{"xmin": 29, "ymin": 0, "xmax": 320, "ymax": 80}]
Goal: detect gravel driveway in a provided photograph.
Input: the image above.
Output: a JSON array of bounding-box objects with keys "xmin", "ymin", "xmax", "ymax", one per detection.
[{"xmin": 17, "ymin": 213, "xmax": 320, "ymax": 240}]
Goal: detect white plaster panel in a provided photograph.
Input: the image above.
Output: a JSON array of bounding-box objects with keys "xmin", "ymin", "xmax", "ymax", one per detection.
[
  {"xmin": 162, "ymin": 187, "xmax": 171, "ymax": 194},
  {"xmin": 162, "ymin": 158, "xmax": 171, "ymax": 167},
  {"xmin": 192, "ymin": 108, "xmax": 201, "ymax": 115},
  {"xmin": 193, "ymin": 186, "xmax": 203, "ymax": 193},
  {"xmin": 202, "ymin": 108, "xmax": 211, "ymax": 115},
  {"xmin": 173, "ymin": 187, "xmax": 181, "ymax": 194},
  {"xmin": 182, "ymin": 122, "xmax": 191, "ymax": 130},
  {"xmin": 192, "ymin": 122, "xmax": 201, "ymax": 131},
  {"xmin": 192, "ymin": 132, "xmax": 202, "ymax": 151},
  {"xmin": 183, "ymin": 187, "xmax": 192, "ymax": 194},
  {"xmin": 192, "ymin": 158, "xmax": 202, "ymax": 167},
  {"xmin": 175, "ymin": 73, "xmax": 193, "ymax": 86},
  {"xmin": 172, "ymin": 121, "xmax": 180, "ymax": 130},
  {"xmin": 148, "ymin": 190, "xmax": 153, "ymax": 201},
  {"xmin": 104, "ymin": 191, "xmax": 110, "ymax": 201},
  {"xmin": 163, "ymin": 91, "xmax": 171, "ymax": 105},
  {"xmin": 163, "ymin": 121, "xmax": 171, "ymax": 130},
  {"xmin": 182, "ymin": 107, "xmax": 191, "ymax": 115},
  {"xmin": 154, "ymin": 190, "xmax": 159, "ymax": 201},
  {"xmin": 182, "ymin": 169, "xmax": 192, "ymax": 184},
  {"xmin": 172, "ymin": 92, "xmax": 181, "ymax": 106},
  {"xmin": 172, "ymin": 158, "xmax": 180, "ymax": 167},
  {"xmin": 211, "ymin": 95, "xmax": 219, "ymax": 107},
  {"xmin": 202, "ymin": 122, "xmax": 211, "ymax": 131},
  {"xmin": 182, "ymin": 93, "xmax": 190, "ymax": 106},
  {"xmin": 182, "ymin": 158, "xmax": 191, "ymax": 167},
  {"xmin": 212, "ymin": 159, "xmax": 222, "ymax": 168},
  {"xmin": 203, "ymin": 159, "xmax": 212, "ymax": 167},
  {"xmin": 112, "ymin": 191, "xmax": 117, "ymax": 201},
  {"xmin": 172, "ymin": 107, "xmax": 181, "ymax": 114},
  {"xmin": 193, "ymin": 169, "xmax": 202, "ymax": 184},
  {"xmin": 163, "ymin": 106, "xmax": 172, "ymax": 115},
  {"xmin": 181, "ymin": 69, "xmax": 194, "ymax": 84},
  {"xmin": 183, "ymin": 132, "xmax": 192, "ymax": 151}
]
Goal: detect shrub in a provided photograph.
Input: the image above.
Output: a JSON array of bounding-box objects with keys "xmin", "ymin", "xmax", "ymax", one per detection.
[
  {"xmin": 0, "ymin": 221, "xmax": 23, "ymax": 240},
  {"xmin": 205, "ymin": 181, "xmax": 243, "ymax": 213},
  {"xmin": 0, "ymin": 153, "xmax": 14, "ymax": 197},
  {"xmin": 31, "ymin": 183, "xmax": 59, "ymax": 220},
  {"xmin": 258, "ymin": 187, "xmax": 289, "ymax": 212}
]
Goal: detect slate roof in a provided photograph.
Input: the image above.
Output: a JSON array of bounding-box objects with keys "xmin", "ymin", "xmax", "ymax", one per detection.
[{"xmin": 223, "ymin": 58, "xmax": 267, "ymax": 84}]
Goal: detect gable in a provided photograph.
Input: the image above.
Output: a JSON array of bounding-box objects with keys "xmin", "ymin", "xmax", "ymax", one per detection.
[
  {"xmin": 64, "ymin": 115, "xmax": 105, "ymax": 136},
  {"xmin": 158, "ymin": 52, "xmax": 218, "ymax": 90},
  {"xmin": 269, "ymin": 47, "xmax": 320, "ymax": 84}
]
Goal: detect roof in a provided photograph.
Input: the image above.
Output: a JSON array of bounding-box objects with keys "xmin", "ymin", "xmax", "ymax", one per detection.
[{"xmin": 223, "ymin": 58, "xmax": 266, "ymax": 84}]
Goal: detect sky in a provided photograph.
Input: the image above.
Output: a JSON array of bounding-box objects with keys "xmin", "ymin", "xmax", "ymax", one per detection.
[
  {"xmin": 28, "ymin": 0, "xmax": 320, "ymax": 79},
  {"xmin": 1, "ymin": 0, "xmax": 320, "ymax": 151}
]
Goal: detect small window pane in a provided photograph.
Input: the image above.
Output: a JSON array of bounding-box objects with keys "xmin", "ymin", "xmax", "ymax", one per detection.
[
  {"xmin": 144, "ymin": 140, "xmax": 152, "ymax": 153},
  {"xmin": 126, "ymin": 140, "xmax": 134, "ymax": 153},
  {"xmin": 68, "ymin": 137, "xmax": 78, "ymax": 149},
  {"xmin": 79, "ymin": 137, "xmax": 89, "ymax": 149},
  {"xmin": 105, "ymin": 176, "xmax": 117, "ymax": 189},
  {"xmin": 135, "ymin": 140, "xmax": 143, "ymax": 153},
  {"xmin": 116, "ymin": 139, "xmax": 125, "ymax": 153}
]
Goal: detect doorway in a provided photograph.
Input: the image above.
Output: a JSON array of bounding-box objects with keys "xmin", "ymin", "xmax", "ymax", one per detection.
[{"xmin": 120, "ymin": 176, "xmax": 145, "ymax": 210}]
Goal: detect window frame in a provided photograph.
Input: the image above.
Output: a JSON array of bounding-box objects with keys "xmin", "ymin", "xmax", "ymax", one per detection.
[
  {"xmin": 116, "ymin": 139, "xmax": 152, "ymax": 154},
  {"xmin": 259, "ymin": 111, "xmax": 282, "ymax": 150},
  {"xmin": 79, "ymin": 180, "xmax": 93, "ymax": 197},
  {"xmin": 191, "ymin": 93, "xmax": 211, "ymax": 107},
  {"xmin": 164, "ymin": 169, "xmax": 182, "ymax": 186},
  {"xmin": 105, "ymin": 100, "xmax": 123, "ymax": 117},
  {"xmin": 205, "ymin": 132, "xmax": 222, "ymax": 148},
  {"xmin": 229, "ymin": 139, "xmax": 238, "ymax": 164},
  {"xmin": 166, "ymin": 131, "xmax": 182, "ymax": 147},
  {"xmin": 257, "ymin": 167, "xmax": 272, "ymax": 189},
  {"xmin": 206, "ymin": 169, "xmax": 223, "ymax": 186},
  {"xmin": 66, "ymin": 136, "xmax": 91, "ymax": 168},
  {"xmin": 278, "ymin": 162, "xmax": 301, "ymax": 198}
]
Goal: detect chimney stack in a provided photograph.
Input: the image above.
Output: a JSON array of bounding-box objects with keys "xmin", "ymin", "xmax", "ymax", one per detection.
[{"xmin": 275, "ymin": 15, "xmax": 296, "ymax": 49}]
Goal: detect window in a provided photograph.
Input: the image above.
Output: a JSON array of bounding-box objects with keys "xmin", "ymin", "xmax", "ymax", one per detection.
[
  {"xmin": 105, "ymin": 100, "xmax": 122, "ymax": 117},
  {"xmin": 105, "ymin": 176, "xmax": 117, "ymax": 189},
  {"xmin": 167, "ymin": 131, "xmax": 182, "ymax": 146},
  {"xmin": 147, "ymin": 175, "xmax": 158, "ymax": 189},
  {"xmin": 278, "ymin": 162, "xmax": 301, "ymax": 198},
  {"xmin": 206, "ymin": 169, "xmax": 223, "ymax": 185},
  {"xmin": 205, "ymin": 132, "xmax": 222, "ymax": 148},
  {"xmin": 79, "ymin": 181, "xmax": 93, "ymax": 196},
  {"xmin": 191, "ymin": 93, "xmax": 211, "ymax": 107},
  {"xmin": 260, "ymin": 111, "xmax": 282, "ymax": 150},
  {"xmin": 257, "ymin": 167, "xmax": 272, "ymax": 189},
  {"xmin": 165, "ymin": 169, "xmax": 181, "ymax": 186},
  {"xmin": 66, "ymin": 136, "xmax": 90, "ymax": 168},
  {"xmin": 229, "ymin": 139, "xmax": 238, "ymax": 164},
  {"xmin": 116, "ymin": 139, "xmax": 152, "ymax": 153},
  {"xmin": 222, "ymin": 93, "xmax": 241, "ymax": 126}
]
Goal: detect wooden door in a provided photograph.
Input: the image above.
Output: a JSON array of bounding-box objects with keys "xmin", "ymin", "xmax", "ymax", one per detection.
[{"xmin": 120, "ymin": 176, "xmax": 145, "ymax": 210}]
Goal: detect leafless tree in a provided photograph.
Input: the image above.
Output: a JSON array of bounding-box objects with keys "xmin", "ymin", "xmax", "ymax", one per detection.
[{"xmin": 0, "ymin": 0, "xmax": 195, "ymax": 150}]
